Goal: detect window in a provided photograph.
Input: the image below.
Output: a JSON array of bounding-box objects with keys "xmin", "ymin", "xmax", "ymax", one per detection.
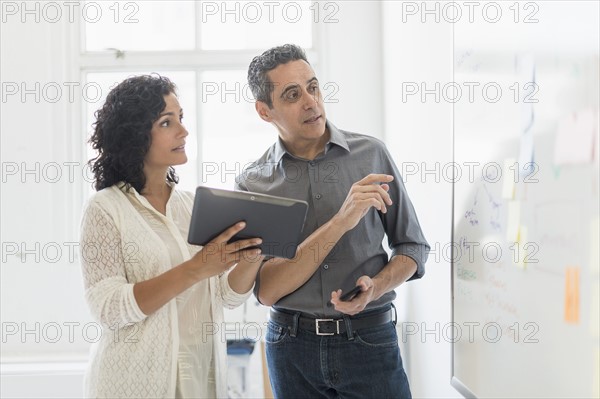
[
  {"xmin": 79, "ymin": 0, "xmax": 318, "ymax": 194},
  {"xmin": 82, "ymin": 1, "xmax": 312, "ymax": 52},
  {"xmin": 84, "ymin": 1, "xmax": 196, "ymax": 51},
  {"xmin": 199, "ymin": 70, "xmax": 274, "ymax": 189}
]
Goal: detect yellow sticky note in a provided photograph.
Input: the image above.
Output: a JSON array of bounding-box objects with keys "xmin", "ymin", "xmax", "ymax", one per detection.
[
  {"xmin": 506, "ymin": 201, "xmax": 521, "ymax": 242},
  {"xmin": 502, "ymin": 158, "xmax": 517, "ymax": 199},
  {"xmin": 564, "ymin": 266, "xmax": 580, "ymax": 324},
  {"xmin": 515, "ymin": 225, "xmax": 528, "ymax": 269}
]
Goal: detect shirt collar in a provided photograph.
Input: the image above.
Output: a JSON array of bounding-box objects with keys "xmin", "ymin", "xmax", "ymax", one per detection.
[
  {"xmin": 272, "ymin": 119, "xmax": 350, "ymax": 162},
  {"xmin": 326, "ymin": 121, "xmax": 350, "ymax": 153}
]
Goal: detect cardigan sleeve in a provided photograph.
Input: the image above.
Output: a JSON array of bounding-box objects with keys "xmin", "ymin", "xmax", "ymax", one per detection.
[
  {"xmin": 216, "ymin": 270, "xmax": 253, "ymax": 309},
  {"xmin": 79, "ymin": 199, "xmax": 147, "ymax": 328}
]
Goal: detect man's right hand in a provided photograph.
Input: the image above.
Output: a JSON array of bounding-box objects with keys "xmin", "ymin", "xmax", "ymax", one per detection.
[{"xmin": 333, "ymin": 174, "xmax": 394, "ymax": 232}]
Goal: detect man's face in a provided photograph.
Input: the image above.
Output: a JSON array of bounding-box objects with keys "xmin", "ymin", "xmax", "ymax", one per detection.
[{"xmin": 256, "ymin": 60, "xmax": 327, "ymax": 144}]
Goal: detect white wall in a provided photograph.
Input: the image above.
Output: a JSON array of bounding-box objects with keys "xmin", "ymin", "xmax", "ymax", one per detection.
[
  {"xmin": 1, "ymin": 4, "xmax": 91, "ymax": 361},
  {"xmin": 382, "ymin": 2, "xmax": 459, "ymax": 398},
  {"xmin": 1, "ymin": 10, "xmax": 91, "ymax": 396},
  {"xmin": 317, "ymin": 1, "xmax": 383, "ymax": 138}
]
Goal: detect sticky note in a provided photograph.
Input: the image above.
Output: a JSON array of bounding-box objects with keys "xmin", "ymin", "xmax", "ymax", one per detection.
[
  {"xmin": 502, "ymin": 158, "xmax": 517, "ymax": 199},
  {"xmin": 515, "ymin": 225, "xmax": 528, "ymax": 269},
  {"xmin": 554, "ymin": 108, "xmax": 597, "ymax": 165},
  {"xmin": 564, "ymin": 266, "xmax": 580, "ymax": 324},
  {"xmin": 506, "ymin": 201, "xmax": 521, "ymax": 242}
]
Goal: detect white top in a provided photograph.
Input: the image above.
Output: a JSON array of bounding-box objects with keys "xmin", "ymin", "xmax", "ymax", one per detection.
[{"xmin": 79, "ymin": 182, "xmax": 251, "ymax": 398}]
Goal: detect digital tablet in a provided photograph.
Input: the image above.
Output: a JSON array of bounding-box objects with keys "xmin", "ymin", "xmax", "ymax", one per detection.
[{"xmin": 187, "ymin": 186, "xmax": 309, "ymax": 259}]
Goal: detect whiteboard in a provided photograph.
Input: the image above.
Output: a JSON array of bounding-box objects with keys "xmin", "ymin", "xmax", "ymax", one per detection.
[{"xmin": 451, "ymin": 2, "xmax": 599, "ymax": 398}]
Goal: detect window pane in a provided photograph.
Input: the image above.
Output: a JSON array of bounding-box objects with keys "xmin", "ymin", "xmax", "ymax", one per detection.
[
  {"xmin": 84, "ymin": 71, "xmax": 198, "ymax": 194},
  {"xmin": 200, "ymin": 70, "xmax": 275, "ymax": 189},
  {"xmin": 84, "ymin": 1, "xmax": 195, "ymax": 52},
  {"xmin": 200, "ymin": 1, "xmax": 312, "ymax": 50}
]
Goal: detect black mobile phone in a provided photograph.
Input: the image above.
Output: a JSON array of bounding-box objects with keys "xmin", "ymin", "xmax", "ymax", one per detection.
[{"xmin": 340, "ymin": 285, "xmax": 362, "ymax": 302}]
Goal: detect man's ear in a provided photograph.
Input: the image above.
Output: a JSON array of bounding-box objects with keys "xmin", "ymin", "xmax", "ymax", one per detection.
[{"xmin": 255, "ymin": 101, "xmax": 271, "ymax": 122}]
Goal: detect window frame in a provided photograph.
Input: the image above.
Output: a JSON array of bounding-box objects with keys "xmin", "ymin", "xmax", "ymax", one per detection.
[{"xmin": 68, "ymin": 1, "xmax": 325, "ymax": 234}]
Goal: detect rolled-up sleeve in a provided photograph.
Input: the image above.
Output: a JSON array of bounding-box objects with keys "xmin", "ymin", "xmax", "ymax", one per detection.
[{"xmin": 381, "ymin": 145, "xmax": 430, "ymax": 281}]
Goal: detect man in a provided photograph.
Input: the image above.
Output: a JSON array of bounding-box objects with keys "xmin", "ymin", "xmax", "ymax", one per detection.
[{"xmin": 236, "ymin": 44, "xmax": 430, "ymax": 398}]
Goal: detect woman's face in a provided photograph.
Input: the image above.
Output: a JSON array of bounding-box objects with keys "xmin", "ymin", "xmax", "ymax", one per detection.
[{"xmin": 144, "ymin": 93, "xmax": 188, "ymax": 171}]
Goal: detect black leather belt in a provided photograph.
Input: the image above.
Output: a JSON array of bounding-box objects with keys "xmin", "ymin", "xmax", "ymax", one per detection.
[{"xmin": 270, "ymin": 307, "xmax": 394, "ymax": 336}]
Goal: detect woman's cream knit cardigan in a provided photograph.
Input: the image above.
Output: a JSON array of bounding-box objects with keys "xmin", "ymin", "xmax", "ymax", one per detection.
[{"xmin": 79, "ymin": 184, "xmax": 251, "ymax": 398}]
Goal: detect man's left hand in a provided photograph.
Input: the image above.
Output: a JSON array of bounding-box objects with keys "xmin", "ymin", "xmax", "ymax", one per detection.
[{"xmin": 330, "ymin": 275, "xmax": 375, "ymax": 316}]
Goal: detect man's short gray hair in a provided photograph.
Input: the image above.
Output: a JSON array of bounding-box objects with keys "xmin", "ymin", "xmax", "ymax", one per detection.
[{"xmin": 247, "ymin": 44, "xmax": 309, "ymax": 108}]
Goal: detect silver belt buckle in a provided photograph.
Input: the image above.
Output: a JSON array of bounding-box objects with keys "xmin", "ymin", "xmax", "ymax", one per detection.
[{"xmin": 315, "ymin": 318, "xmax": 340, "ymax": 335}]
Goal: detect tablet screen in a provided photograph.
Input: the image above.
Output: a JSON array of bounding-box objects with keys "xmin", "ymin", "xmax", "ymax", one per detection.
[{"xmin": 187, "ymin": 186, "xmax": 309, "ymax": 259}]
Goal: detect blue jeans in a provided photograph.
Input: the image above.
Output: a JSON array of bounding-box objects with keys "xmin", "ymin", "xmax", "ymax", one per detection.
[{"xmin": 265, "ymin": 309, "xmax": 412, "ymax": 399}]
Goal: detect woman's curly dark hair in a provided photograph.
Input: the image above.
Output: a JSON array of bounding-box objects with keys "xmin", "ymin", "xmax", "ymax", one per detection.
[{"xmin": 88, "ymin": 74, "xmax": 179, "ymax": 192}]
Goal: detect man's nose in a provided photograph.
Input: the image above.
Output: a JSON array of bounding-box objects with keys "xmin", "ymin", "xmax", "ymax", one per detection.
[{"xmin": 302, "ymin": 89, "xmax": 318, "ymax": 109}]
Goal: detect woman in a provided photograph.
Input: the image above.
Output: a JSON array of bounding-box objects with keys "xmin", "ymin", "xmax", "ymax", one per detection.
[{"xmin": 79, "ymin": 74, "xmax": 263, "ymax": 398}]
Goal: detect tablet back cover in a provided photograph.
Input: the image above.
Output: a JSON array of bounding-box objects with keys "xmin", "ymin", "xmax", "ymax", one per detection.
[{"xmin": 188, "ymin": 187, "xmax": 308, "ymax": 259}]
